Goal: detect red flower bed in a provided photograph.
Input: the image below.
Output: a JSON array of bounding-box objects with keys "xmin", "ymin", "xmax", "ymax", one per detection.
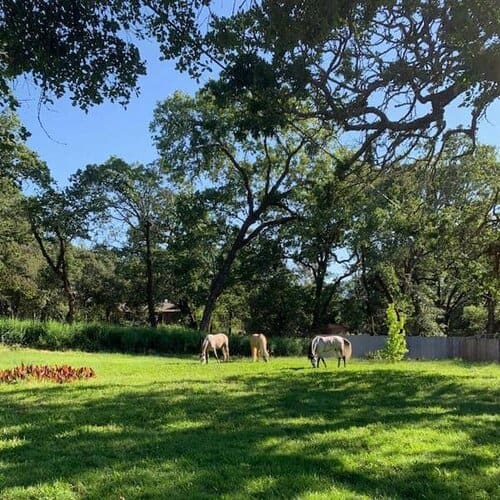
[{"xmin": 0, "ymin": 364, "xmax": 95, "ymax": 384}]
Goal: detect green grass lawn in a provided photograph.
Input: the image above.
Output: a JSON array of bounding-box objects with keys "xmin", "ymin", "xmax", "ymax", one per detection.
[{"xmin": 0, "ymin": 348, "xmax": 499, "ymax": 500}]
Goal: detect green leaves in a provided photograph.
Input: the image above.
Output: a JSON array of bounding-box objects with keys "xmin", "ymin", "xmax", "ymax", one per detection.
[
  {"xmin": 1, "ymin": 0, "xmax": 146, "ymax": 110},
  {"xmin": 383, "ymin": 303, "xmax": 408, "ymax": 362}
]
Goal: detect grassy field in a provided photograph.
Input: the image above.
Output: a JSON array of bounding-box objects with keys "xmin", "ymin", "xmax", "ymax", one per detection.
[{"xmin": 0, "ymin": 348, "xmax": 498, "ymax": 500}]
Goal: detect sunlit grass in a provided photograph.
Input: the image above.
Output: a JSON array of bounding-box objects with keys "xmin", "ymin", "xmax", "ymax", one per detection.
[{"xmin": 0, "ymin": 347, "xmax": 499, "ymax": 499}]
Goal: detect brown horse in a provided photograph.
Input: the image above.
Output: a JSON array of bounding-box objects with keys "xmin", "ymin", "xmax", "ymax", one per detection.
[
  {"xmin": 200, "ymin": 333, "xmax": 229, "ymax": 364},
  {"xmin": 249, "ymin": 333, "xmax": 270, "ymax": 362}
]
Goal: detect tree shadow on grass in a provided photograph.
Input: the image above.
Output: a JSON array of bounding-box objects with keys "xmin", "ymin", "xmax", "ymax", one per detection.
[{"xmin": 0, "ymin": 366, "xmax": 498, "ymax": 499}]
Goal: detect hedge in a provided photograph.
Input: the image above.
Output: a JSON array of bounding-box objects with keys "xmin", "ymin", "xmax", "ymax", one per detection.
[{"xmin": 0, "ymin": 319, "xmax": 310, "ymax": 357}]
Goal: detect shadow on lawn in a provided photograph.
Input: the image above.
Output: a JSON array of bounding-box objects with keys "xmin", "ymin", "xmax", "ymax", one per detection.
[{"xmin": 1, "ymin": 366, "xmax": 498, "ymax": 499}]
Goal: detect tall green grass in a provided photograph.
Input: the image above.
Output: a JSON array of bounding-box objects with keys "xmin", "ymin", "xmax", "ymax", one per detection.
[{"xmin": 0, "ymin": 318, "xmax": 310, "ymax": 356}]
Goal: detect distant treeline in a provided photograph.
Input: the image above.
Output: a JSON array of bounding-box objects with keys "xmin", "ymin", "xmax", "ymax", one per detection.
[{"xmin": 1, "ymin": 118, "xmax": 498, "ymax": 337}]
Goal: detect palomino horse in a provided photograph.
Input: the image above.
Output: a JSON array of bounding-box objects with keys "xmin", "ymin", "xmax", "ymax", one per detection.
[
  {"xmin": 200, "ymin": 333, "xmax": 229, "ymax": 364},
  {"xmin": 249, "ymin": 333, "xmax": 270, "ymax": 362},
  {"xmin": 308, "ymin": 335, "xmax": 352, "ymax": 368}
]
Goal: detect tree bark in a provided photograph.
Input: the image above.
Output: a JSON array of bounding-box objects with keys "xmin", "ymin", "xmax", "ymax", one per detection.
[
  {"xmin": 311, "ymin": 258, "xmax": 327, "ymax": 330},
  {"xmin": 200, "ymin": 220, "xmax": 252, "ymax": 332},
  {"xmin": 144, "ymin": 220, "xmax": 157, "ymax": 328},
  {"xmin": 200, "ymin": 242, "xmax": 241, "ymax": 332},
  {"xmin": 31, "ymin": 222, "xmax": 77, "ymax": 324},
  {"xmin": 486, "ymin": 290, "xmax": 496, "ymax": 336},
  {"xmin": 178, "ymin": 298, "xmax": 198, "ymax": 329},
  {"xmin": 360, "ymin": 249, "xmax": 376, "ymax": 335},
  {"xmin": 59, "ymin": 237, "xmax": 76, "ymax": 324}
]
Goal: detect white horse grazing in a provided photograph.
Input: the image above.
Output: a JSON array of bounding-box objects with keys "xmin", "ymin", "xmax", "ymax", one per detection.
[
  {"xmin": 308, "ymin": 335, "xmax": 352, "ymax": 368},
  {"xmin": 200, "ymin": 333, "xmax": 229, "ymax": 364},
  {"xmin": 249, "ymin": 333, "xmax": 270, "ymax": 362}
]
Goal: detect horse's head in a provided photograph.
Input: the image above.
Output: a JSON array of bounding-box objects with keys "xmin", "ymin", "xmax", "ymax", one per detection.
[
  {"xmin": 308, "ymin": 340, "xmax": 318, "ymax": 367},
  {"xmin": 309, "ymin": 354, "xmax": 319, "ymax": 368},
  {"xmin": 199, "ymin": 352, "xmax": 207, "ymax": 364}
]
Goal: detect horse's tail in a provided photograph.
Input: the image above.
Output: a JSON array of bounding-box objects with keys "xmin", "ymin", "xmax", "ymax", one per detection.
[
  {"xmin": 200, "ymin": 336, "xmax": 209, "ymax": 355},
  {"xmin": 343, "ymin": 338, "xmax": 352, "ymax": 360}
]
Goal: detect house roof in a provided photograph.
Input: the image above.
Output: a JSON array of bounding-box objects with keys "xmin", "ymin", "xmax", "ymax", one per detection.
[{"xmin": 155, "ymin": 299, "xmax": 181, "ymax": 314}]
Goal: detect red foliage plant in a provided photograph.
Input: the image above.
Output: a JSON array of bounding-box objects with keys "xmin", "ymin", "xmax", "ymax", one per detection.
[{"xmin": 0, "ymin": 364, "xmax": 95, "ymax": 384}]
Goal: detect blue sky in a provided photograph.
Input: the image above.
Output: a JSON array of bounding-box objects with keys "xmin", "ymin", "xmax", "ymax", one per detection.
[
  {"xmin": 15, "ymin": 42, "xmax": 500, "ymax": 187},
  {"xmin": 16, "ymin": 42, "xmax": 201, "ymax": 186}
]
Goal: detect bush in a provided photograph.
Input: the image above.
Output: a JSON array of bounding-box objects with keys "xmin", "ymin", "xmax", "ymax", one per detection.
[
  {"xmin": 382, "ymin": 303, "xmax": 408, "ymax": 362},
  {"xmin": 226, "ymin": 335, "xmax": 249, "ymax": 356},
  {"xmin": 269, "ymin": 337, "xmax": 309, "ymax": 356},
  {"xmin": 364, "ymin": 349, "xmax": 386, "ymax": 360},
  {"xmin": 0, "ymin": 318, "xmax": 313, "ymax": 357},
  {"xmin": 461, "ymin": 305, "xmax": 487, "ymax": 336},
  {"xmin": 36, "ymin": 321, "xmax": 75, "ymax": 350}
]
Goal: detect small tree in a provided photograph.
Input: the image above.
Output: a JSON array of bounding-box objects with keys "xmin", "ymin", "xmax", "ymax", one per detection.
[{"xmin": 383, "ymin": 303, "xmax": 408, "ymax": 362}]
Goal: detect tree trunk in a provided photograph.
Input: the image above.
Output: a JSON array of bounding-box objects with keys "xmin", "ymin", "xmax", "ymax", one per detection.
[
  {"xmin": 360, "ymin": 249, "xmax": 376, "ymax": 335},
  {"xmin": 31, "ymin": 223, "xmax": 77, "ymax": 324},
  {"xmin": 63, "ymin": 277, "xmax": 76, "ymax": 323},
  {"xmin": 178, "ymin": 298, "xmax": 198, "ymax": 329},
  {"xmin": 200, "ymin": 221, "xmax": 251, "ymax": 332},
  {"xmin": 228, "ymin": 309, "xmax": 233, "ymax": 336},
  {"xmin": 60, "ymin": 240, "xmax": 76, "ymax": 324},
  {"xmin": 486, "ymin": 290, "xmax": 496, "ymax": 336},
  {"xmin": 144, "ymin": 220, "xmax": 157, "ymax": 328},
  {"xmin": 311, "ymin": 259, "xmax": 327, "ymax": 330},
  {"xmin": 200, "ymin": 245, "xmax": 240, "ymax": 332}
]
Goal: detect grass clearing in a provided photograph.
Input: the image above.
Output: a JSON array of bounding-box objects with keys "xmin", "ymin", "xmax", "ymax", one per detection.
[{"xmin": 0, "ymin": 347, "xmax": 499, "ymax": 499}]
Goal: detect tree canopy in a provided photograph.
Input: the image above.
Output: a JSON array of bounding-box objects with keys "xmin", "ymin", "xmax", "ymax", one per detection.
[
  {"xmin": 0, "ymin": 1, "xmax": 498, "ymax": 336},
  {"xmin": 152, "ymin": 0, "xmax": 500, "ymax": 164}
]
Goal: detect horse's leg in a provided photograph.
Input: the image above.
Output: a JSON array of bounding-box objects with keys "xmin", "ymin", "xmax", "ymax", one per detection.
[
  {"xmin": 213, "ymin": 347, "xmax": 220, "ymax": 363},
  {"xmin": 321, "ymin": 357, "xmax": 327, "ymax": 368},
  {"xmin": 338, "ymin": 357, "xmax": 341, "ymax": 368},
  {"xmin": 343, "ymin": 355, "xmax": 346, "ymax": 367}
]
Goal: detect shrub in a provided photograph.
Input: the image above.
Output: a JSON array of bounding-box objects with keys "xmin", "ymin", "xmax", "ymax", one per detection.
[
  {"xmin": 268, "ymin": 337, "xmax": 309, "ymax": 356},
  {"xmin": 0, "ymin": 318, "xmax": 313, "ymax": 357},
  {"xmin": 382, "ymin": 303, "xmax": 408, "ymax": 362},
  {"xmin": 0, "ymin": 364, "xmax": 95, "ymax": 384},
  {"xmin": 461, "ymin": 305, "xmax": 487, "ymax": 336},
  {"xmin": 36, "ymin": 321, "xmax": 75, "ymax": 350},
  {"xmin": 364, "ymin": 349, "xmax": 386, "ymax": 360},
  {"xmin": 0, "ymin": 319, "xmax": 28, "ymax": 345},
  {"xmin": 226, "ymin": 335, "xmax": 249, "ymax": 356}
]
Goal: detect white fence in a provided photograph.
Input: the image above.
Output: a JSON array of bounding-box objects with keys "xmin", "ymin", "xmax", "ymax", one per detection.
[{"xmin": 345, "ymin": 335, "xmax": 500, "ymax": 362}]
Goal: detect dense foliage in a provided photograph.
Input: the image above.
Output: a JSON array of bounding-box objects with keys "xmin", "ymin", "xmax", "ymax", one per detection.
[
  {"xmin": 0, "ymin": 318, "xmax": 310, "ymax": 356},
  {"xmin": 382, "ymin": 303, "xmax": 408, "ymax": 362},
  {"xmin": 0, "ymin": 1, "xmax": 498, "ymax": 337},
  {"xmin": 0, "ymin": 132, "xmax": 498, "ymax": 336}
]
